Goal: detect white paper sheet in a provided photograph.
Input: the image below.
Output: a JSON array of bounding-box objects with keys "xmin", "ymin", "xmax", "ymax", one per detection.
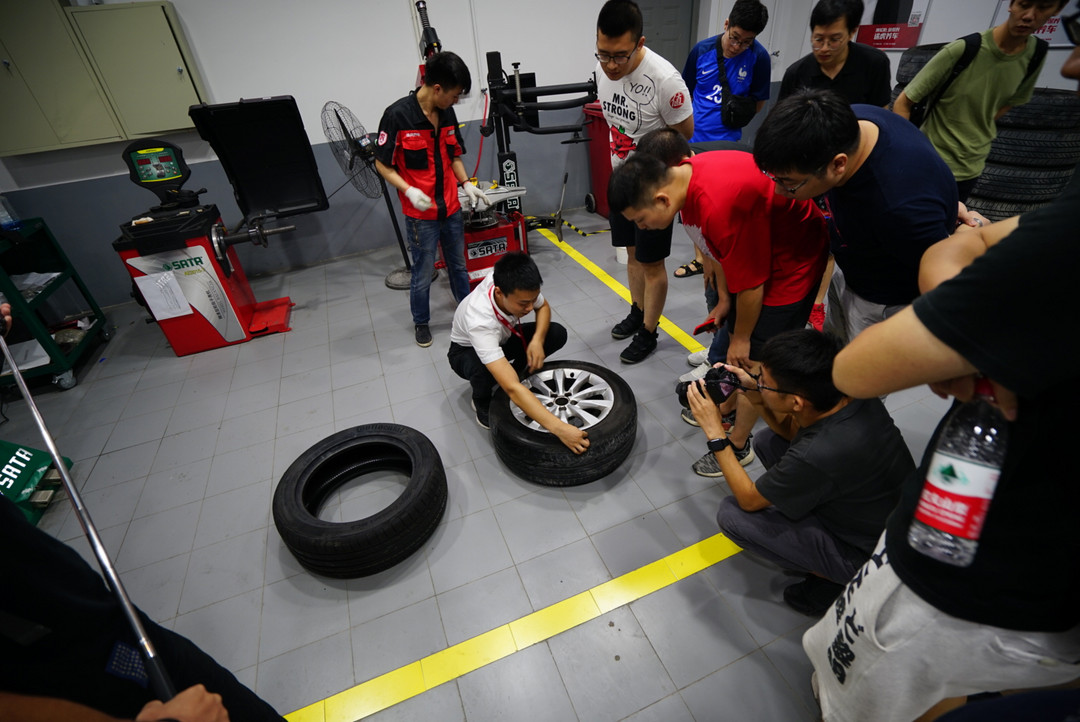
[{"xmin": 134, "ymin": 272, "xmax": 193, "ymax": 321}]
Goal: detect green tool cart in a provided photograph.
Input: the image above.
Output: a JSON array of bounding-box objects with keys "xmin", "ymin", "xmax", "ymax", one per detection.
[{"xmin": 0, "ymin": 218, "xmax": 110, "ymax": 389}]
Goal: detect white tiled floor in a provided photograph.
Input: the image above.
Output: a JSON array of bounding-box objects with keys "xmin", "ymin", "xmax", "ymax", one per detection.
[{"xmin": 0, "ymin": 223, "xmax": 950, "ymax": 720}]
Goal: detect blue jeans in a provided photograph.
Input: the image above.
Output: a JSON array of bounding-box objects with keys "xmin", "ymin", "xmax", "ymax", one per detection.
[
  {"xmin": 406, "ymin": 212, "xmax": 470, "ymax": 325},
  {"xmin": 704, "ymin": 283, "xmax": 730, "ymax": 365}
]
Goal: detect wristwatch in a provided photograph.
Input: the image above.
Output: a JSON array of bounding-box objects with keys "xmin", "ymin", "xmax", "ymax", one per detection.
[{"xmin": 707, "ymin": 437, "xmax": 731, "ymax": 453}]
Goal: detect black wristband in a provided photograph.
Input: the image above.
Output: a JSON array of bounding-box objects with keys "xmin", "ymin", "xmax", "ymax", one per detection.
[{"xmin": 707, "ymin": 437, "xmax": 731, "ymax": 453}]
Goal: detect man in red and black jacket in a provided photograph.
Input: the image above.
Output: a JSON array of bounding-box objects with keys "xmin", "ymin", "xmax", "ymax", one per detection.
[{"xmin": 375, "ymin": 51, "xmax": 488, "ymax": 348}]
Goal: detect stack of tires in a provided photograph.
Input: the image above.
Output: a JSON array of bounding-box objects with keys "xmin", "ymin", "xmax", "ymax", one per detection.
[
  {"xmin": 968, "ymin": 89, "xmax": 1080, "ymax": 221},
  {"xmin": 893, "ymin": 43, "xmax": 1080, "ymax": 221}
]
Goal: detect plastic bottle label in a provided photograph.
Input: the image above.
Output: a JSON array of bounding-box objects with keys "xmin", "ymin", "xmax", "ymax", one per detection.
[{"xmin": 913, "ymin": 451, "xmax": 998, "ymax": 539}]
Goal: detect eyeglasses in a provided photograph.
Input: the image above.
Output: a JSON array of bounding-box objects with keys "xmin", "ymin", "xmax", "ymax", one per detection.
[
  {"xmin": 811, "ymin": 35, "xmax": 848, "ymax": 49},
  {"xmin": 760, "ymin": 164, "xmax": 827, "ymax": 195},
  {"xmin": 726, "ymin": 31, "xmax": 755, "ymax": 49},
  {"xmin": 1064, "ymin": 10, "xmax": 1080, "ymax": 46},
  {"xmin": 595, "ymin": 51, "xmax": 634, "ymax": 65},
  {"xmin": 749, "ymin": 372, "xmax": 797, "ymax": 396}
]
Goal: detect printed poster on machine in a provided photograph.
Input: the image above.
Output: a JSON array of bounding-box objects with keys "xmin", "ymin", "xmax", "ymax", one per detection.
[{"xmin": 857, "ymin": 0, "xmax": 934, "ymax": 49}]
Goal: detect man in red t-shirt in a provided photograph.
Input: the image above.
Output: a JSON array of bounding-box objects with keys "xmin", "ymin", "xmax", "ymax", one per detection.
[{"xmin": 609, "ymin": 150, "xmax": 828, "ymax": 477}]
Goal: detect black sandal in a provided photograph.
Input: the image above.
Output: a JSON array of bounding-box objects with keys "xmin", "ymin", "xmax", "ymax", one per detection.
[{"xmin": 674, "ymin": 260, "xmax": 703, "ymax": 278}]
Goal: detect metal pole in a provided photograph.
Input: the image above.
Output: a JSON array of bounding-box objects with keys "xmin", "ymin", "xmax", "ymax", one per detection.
[
  {"xmin": 380, "ymin": 175, "xmax": 412, "ymax": 271},
  {"xmin": 0, "ymin": 335, "xmax": 176, "ymax": 701}
]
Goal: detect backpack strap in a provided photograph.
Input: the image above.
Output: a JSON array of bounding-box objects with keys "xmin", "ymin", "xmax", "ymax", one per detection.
[
  {"xmin": 920, "ymin": 33, "xmax": 981, "ymax": 123},
  {"xmin": 939, "ymin": 32, "xmax": 982, "ymax": 97},
  {"xmin": 714, "ymin": 34, "xmax": 730, "ymax": 96},
  {"xmin": 1023, "ymin": 37, "xmax": 1049, "ymax": 86}
]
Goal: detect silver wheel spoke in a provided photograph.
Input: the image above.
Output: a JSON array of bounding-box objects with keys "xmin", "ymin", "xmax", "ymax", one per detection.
[
  {"xmin": 565, "ymin": 405, "xmax": 603, "ymax": 426},
  {"xmin": 509, "ymin": 366, "xmax": 616, "ymax": 434},
  {"xmin": 573, "ymin": 397, "xmax": 614, "ymax": 414}
]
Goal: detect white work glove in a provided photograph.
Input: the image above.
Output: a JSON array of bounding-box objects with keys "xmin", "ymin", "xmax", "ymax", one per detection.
[
  {"xmin": 404, "ymin": 186, "xmax": 432, "ymax": 211},
  {"xmin": 461, "ymin": 181, "xmax": 490, "ymax": 209}
]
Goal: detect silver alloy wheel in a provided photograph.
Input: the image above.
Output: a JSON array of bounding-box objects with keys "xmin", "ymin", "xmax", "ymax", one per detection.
[{"xmin": 510, "ymin": 366, "xmax": 616, "ymax": 432}]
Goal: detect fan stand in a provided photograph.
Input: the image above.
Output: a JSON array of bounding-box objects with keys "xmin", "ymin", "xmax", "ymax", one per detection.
[
  {"xmin": 320, "ymin": 101, "xmax": 443, "ymax": 291},
  {"xmin": 383, "ymin": 173, "xmax": 411, "ymax": 290},
  {"xmin": 380, "ymin": 172, "xmax": 421, "ymax": 289}
]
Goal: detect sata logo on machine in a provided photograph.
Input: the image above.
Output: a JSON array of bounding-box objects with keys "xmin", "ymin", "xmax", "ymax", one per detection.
[
  {"xmin": 163, "ymin": 257, "xmax": 204, "ymax": 272},
  {"xmin": 468, "ymin": 239, "xmax": 508, "ymax": 260},
  {"xmin": 670, "ymin": 92, "xmax": 685, "ymax": 109}
]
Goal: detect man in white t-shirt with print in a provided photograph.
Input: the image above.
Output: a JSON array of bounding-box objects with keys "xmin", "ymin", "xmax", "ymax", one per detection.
[{"xmin": 595, "ymin": 0, "xmax": 694, "ymax": 364}]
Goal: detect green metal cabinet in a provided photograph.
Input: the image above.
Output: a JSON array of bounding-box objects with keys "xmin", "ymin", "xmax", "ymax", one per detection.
[
  {"xmin": 0, "ymin": 0, "xmax": 124, "ymax": 155},
  {"xmin": 0, "ymin": 0, "xmax": 208, "ymax": 157},
  {"xmin": 0, "ymin": 219, "xmax": 109, "ymax": 390},
  {"xmin": 67, "ymin": 2, "xmax": 208, "ymax": 138}
]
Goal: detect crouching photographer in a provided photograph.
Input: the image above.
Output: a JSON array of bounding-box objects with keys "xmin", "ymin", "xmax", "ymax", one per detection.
[{"xmin": 684, "ymin": 328, "xmax": 914, "ymax": 616}]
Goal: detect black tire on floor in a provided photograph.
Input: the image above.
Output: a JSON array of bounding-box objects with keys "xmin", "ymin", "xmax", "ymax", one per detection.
[
  {"xmin": 965, "ymin": 194, "xmax": 1049, "ymax": 223},
  {"xmin": 971, "ymin": 164, "xmax": 1076, "ymax": 203},
  {"xmin": 988, "ymin": 128, "xmax": 1080, "ymax": 167},
  {"xmin": 272, "ymin": 424, "xmax": 447, "ymax": 578},
  {"xmin": 489, "ymin": 360, "xmax": 636, "ymax": 486},
  {"xmin": 997, "ymin": 88, "xmax": 1080, "ymax": 130},
  {"xmin": 896, "ymin": 43, "xmax": 949, "ymax": 85},
  {"xmin": 584, "ymin": 192, "xmax": 597, "ymax": 214}
]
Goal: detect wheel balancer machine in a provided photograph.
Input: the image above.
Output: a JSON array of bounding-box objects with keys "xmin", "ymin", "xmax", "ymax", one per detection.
[{"xmin": 113, "ymin": 96, "xmax": 328, "ymax": 356}]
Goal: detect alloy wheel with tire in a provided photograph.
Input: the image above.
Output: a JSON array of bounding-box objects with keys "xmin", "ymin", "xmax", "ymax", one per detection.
[{"xmin": 489, "ymin": 360, "xmax": 636, "ymax": 486}]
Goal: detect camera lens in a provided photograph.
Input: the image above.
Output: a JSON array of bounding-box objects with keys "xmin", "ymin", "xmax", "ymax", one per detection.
[{"xmin": 675, "ymin": 367, "xmax": 737, "ymax": 408}]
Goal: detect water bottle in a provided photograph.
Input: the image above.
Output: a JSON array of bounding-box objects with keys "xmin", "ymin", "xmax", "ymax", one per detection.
[
  {"xmin": 907, "ymin": 377, "xmax": 1008, "ymax": 567},
  {"xmin": 0, "ymin": 195, "xmax": 21, "ymax": 231}
]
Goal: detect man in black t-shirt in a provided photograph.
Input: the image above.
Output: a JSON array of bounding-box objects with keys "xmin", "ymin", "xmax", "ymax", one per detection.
[
  {"xmin": 0, "ymin": 495, "xmax": 285, "ymax": 721},
  {"xmin": 779, "ymin": 0, "xmax": 891, "ymax": 106},
  {"xmin": 685, "ymin": 329, "xmax": 912, "ymax": 616},
  {"xmin": 804, "ymin": 67, "xmax": 1080, "ymax": 717}
]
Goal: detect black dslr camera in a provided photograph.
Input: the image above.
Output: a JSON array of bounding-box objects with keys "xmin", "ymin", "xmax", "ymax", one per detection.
[{"xmin": 676, "ymin": 367, "xmax": 741, "ymax": 408}]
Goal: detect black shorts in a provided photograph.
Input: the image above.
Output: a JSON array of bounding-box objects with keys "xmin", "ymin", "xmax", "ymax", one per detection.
[
  {"xmin": 609, "ymin": 210, "xmax": 673, "ymax": 264},
  {"xmin": 725, "ymin": 284, "xmax": 817, "ymax": 360}
]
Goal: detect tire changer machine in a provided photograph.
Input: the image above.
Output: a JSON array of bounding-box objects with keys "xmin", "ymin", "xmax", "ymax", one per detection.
[
  {"xmin": 113, "ymin": 97, "xmax": 328, "ymax": 356},
  {"xmin": 444, "ymin": 49, "xmax": 597, "ymax": 287},
  {"xmin": 475, "ymin": 50, "xmax": 596, "ymax": 247}
]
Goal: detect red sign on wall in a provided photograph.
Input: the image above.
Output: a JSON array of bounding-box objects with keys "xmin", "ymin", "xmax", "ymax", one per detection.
[
  {"xmin": 857, "ymin": 23, "xmax": 926, "ymax": 49},
  {"xmin": 856, "ymin": 0, "xmax": 932, "ymax": 49}
]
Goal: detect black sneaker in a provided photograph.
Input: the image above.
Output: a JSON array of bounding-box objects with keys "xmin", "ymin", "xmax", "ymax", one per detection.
[
  {"xmin": 783, "ymin": 576, "xmax": 844, "ymax": 617},
  {"xmin": 415, "ymin": 324, "xmax": 432, "ymax": 347},
  {"xmin": 620, "ymin": 327, "xmax": 658, "ymax": 364},
  {"xmin": 611, "ymin": 303, "xmax": 644, "ymax": 340},
  {"xmin": 470, "ymin": 399, "xmax": 490, "ymax": 430}
]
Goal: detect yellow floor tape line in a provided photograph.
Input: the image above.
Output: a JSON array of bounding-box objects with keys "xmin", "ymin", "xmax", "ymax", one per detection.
[
  {"xmin": 286, "ymin": 533, "xmax": 743, "ymax": 721},
  {"xmin": 535, "ymin": 228, "xmax": 705, "ymax": 354},
  {"xmin": 285, "ymin": 233, "xmax": 738, "ymax": 720}
]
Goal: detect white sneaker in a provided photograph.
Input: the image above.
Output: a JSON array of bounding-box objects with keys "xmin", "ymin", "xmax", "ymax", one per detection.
[
  {"xmin": 687, "ymin": 349, "xmax": 708, "ymax": 367},
  {"xmin": 679, "ymin": 362, "xmax": 711, "ymax": 383}
]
